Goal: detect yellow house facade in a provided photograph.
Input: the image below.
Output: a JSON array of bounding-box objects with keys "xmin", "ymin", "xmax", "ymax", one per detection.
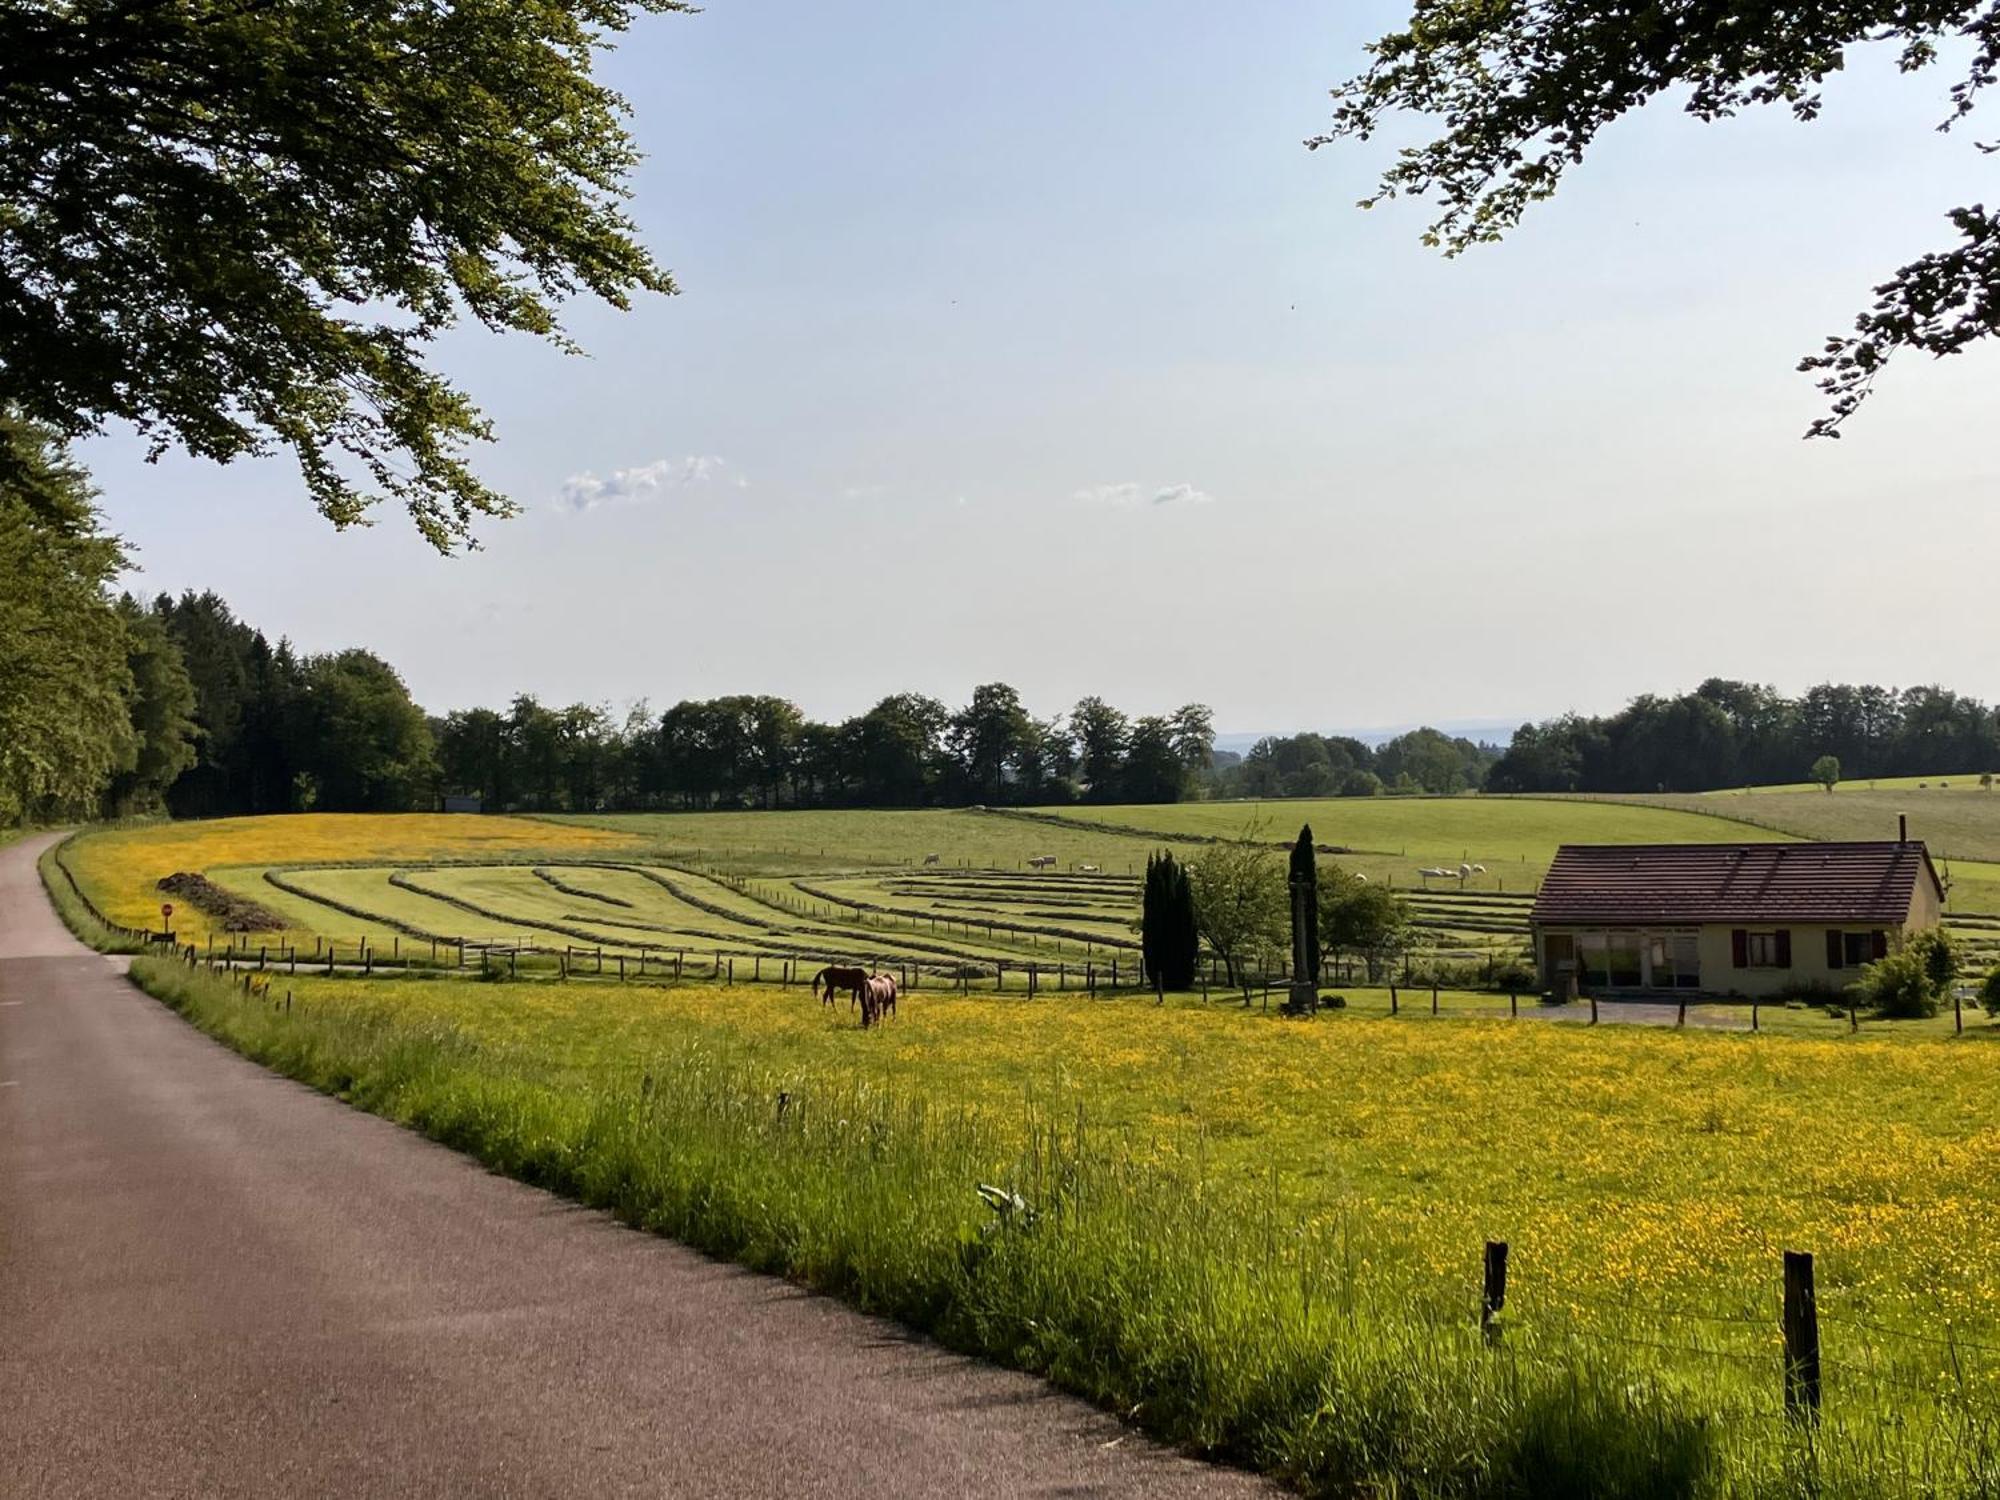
[{"xmin": 1531, "ymin": 841, "xmax": 1944, "ymax": 999}]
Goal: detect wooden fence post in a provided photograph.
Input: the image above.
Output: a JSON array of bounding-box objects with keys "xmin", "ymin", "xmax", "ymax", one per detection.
[
  {"xmin": 1589, "ymin": 995, "xmax": 1599, "ymax": 1025},
  {"xmin": 1752, "ymin": 998, "xmax": 1759, "ymax": 1032},
  {"xmin": 1677, "ymin": 999, "xmax": 1687, "ymax": 1028},
  {"xmin": 1957, "ymin": 987, "xmax": 1964, "ymax": 1034},
  {"xmin": 1783, "ymin": 1250, "xmax": 1822, "ymax": 1420},
  {"xmin": 1849, "ymin": 999, "xmax": 1859, "ymax": 1033},
  {"xmin": 1509, "ymin": 991, "xmax": 1517, "ymax": 1018},
  {"xmin": 1431, "ymin": 983, "xmax": 1439, "ymax": 1016},
  {"xmin": 1390, "ymin": 983, "xmax": 1398, "ymax": 1015},
  {"xmin": 1481, "ymin": 1240, "xmax": 1509, "ymax": 1346}
]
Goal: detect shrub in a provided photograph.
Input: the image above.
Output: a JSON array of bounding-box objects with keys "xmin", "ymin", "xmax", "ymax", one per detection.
[
  {"xmin": 1856, "ymin": 933, "xmax": 1955, "ymax": 1020},
  {"xmin": 1979, "ymin": 965, "xmax": 2000, "ymax": 1017}
]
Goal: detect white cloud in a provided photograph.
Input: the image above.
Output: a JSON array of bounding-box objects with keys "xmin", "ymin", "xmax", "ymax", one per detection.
[
  {"xmin": 1073, "ymin": 480, "xmax": 1212, "ymax": 508},
  {"xmin": 557, "ymin": 455, "xmax": 738, "ymax": 513}
]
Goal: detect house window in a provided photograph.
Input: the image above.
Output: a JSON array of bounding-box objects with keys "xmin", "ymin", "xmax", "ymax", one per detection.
[
  {"xmin": 1746, "ymin": 932, "xmax": 1781, "ymax": 967},
  {"xmin": 1842, "ymin": 931, "xmax": 1880, "ymax": 967},
  {"xmin": 1605, "ymin": 931, "xmax": 1643, "ymax": 987},
  {"xmin": 1649, "ymin": 934, "xmax": 1701, "ymax": 989}
]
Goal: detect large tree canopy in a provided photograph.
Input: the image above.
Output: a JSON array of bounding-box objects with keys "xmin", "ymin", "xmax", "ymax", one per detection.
[
  {"xmin": 0, "ymin": 416, "xmax": 134, "ymax": 822},
  {"xmin": 1, "ymin": 0, "xmax": 682, "ymax": 550},
  {"xmin": 1315, "ymin": 1, "xmax": 2000, "ymax": 431}
]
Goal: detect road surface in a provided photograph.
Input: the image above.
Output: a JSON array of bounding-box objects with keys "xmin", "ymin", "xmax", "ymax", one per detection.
[{"xmin": 0, "ymin": 832, "xmax": 1270, "ymax": 1498}]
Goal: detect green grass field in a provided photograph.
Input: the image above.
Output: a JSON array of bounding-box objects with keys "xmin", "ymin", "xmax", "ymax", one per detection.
[
  {"xmin": 1016, "ymin": 796, "xmax": 1795, "ymax": 893},
  {"xmin": 130, "ymin": 957, "xmax": 2000, "ymax": 1498}
]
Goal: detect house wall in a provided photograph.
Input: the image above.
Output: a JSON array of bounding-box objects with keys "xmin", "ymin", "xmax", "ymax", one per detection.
[{"xmin": 1535, "ymin": 910, "xmax": 1939, "ymax": 997}]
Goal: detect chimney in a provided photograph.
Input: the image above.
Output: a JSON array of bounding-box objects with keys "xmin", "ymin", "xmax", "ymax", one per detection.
[{"xmin": 1899, "ymin": 813, "xmax": 1908, "ymax": 844}]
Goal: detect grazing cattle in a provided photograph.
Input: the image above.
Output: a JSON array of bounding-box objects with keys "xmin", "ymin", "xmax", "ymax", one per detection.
[
  {"xmin": 922, "ymin": 852, "xmax": 941, "ymax": 866},
  {"xmin": 860, "ymin": 972, "xmax": 898, "ymax": 1027},
  {"xmin": 1028, "ymin": 855, "xmax": 1057, "ymax": 870},
  {"xmin": 813, "ymin": 964, "xmax": 870, "ymax": 1008}
]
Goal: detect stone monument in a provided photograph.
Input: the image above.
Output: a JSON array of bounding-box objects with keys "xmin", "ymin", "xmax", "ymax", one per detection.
[{"xmin": 1284, "ymin": 824, "xmax": 1320, "ymax": 1016}]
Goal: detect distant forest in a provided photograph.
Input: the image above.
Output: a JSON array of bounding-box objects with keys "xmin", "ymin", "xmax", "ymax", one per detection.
[{"xmin": 1485, "ymin": 679, "xmax": 2000, "ymax": 793}]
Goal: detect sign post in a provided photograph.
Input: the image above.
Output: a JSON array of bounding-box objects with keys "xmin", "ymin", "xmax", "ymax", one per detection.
[{"xmin": 160, "ymin": 902, "xmax": 175, "ymax": 943}]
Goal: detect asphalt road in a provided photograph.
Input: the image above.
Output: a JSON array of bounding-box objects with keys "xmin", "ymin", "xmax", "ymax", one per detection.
[{"xmin": 0, "ymin": 833, "xmax": 1271, "ymax": 1498}]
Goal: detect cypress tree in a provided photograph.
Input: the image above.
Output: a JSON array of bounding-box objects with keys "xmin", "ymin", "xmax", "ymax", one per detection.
[
  {"xmin": 1142, "ymin": 851, "xmax": 1164, "ymax": 986},
  {"xmin": 1143, "ymin": 849, "xmax": 1199, "ymax": 991},
  {"xmin": 1166, "ymin": 856, "xmax": 1198, "ymax": 990}
]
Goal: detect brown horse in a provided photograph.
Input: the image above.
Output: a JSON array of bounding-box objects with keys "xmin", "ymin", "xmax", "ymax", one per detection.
[
  {"xmin": 813, "ymin": 965, "xmax": 869, "ymax": 1008},
  {"xmin": 859, "ymin": 972, "xmax": 898, "ymax": 1027}
]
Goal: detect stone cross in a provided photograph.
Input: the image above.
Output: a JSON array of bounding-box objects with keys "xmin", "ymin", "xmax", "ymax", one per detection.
[{"xmin": 1285, "ymin": 824, "xmax": 1319, "ymax": 1015}]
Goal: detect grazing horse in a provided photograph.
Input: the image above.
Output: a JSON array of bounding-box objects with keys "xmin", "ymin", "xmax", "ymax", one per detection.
[
  {"xmin": 813, "ymin": 965, "xmax": 870, "ymax": 1009},
  {"xmin": 922, "ymin": 852, "xmax": 941, "ymax": 866},
  {"xmin": 860, "ymin": 972, "xmax": 898, "ymax": 1026},
  {"xmin": 1028, "ymin": 855, "xmax": 1056, "ymax": 870}
]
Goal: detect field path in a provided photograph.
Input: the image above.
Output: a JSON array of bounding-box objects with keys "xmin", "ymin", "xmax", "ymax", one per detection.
[{"xmin": 0, "ymin": 834, "xmax": 1272, "ymax": 1499}]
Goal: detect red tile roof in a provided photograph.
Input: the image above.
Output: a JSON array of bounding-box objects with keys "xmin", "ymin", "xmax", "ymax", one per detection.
[{"xmin": 1531, "ymin": 842, "xmax": 1940, "ymax": 926}]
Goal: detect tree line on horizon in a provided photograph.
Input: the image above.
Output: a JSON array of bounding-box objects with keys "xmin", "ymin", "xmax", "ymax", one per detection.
[{"xmin": 1486, "ymin": 678, "xmax": 2000, "ymax": 794}]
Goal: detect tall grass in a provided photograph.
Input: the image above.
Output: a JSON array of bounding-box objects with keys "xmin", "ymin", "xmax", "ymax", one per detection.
[{"xmin": 129, "ymin": 958, "xmax": 2000, "ymax": 1498}]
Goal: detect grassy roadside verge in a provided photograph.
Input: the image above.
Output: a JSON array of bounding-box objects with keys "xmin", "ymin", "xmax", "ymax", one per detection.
[
  {"xmin": 127, "ymin": 957, "xmax": 1908, "ymax": 1500},
  {"xmin": 37, "ymin": 832, "xmax": 148, "ymax": 954}
]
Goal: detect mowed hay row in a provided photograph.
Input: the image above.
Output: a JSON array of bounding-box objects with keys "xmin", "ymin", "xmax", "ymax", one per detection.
[
  {"xmin": 791, "ymin": 876, "xmax": 1138, "ymax": 954},
  {"xmin": 62, "ymin": 815, "xmax": 644, "ymax": 936},
  {"xmin": 257, "ymin": 862, "xmax": 1125, "ymax": 979},
  {"xmin": 541, "ymin": 807, "xmax": 1168, "ymax": 877}
]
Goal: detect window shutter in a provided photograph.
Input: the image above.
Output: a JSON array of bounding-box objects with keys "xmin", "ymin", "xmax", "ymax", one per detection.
[
  {"xmin": 1826, "ymin": 930, "xmax": 1843, "ymax": 970},
  {"xmin": 1872, "ymin": 930, "xmax": 1888, "ymax": 960},
  {"xmin": 1731, "ymin": 928, "xmax": 1748, "ymax": 968},
  {"xmin": 1775, "ymin": 929, "xmax": 1792, "ymax": 968}
]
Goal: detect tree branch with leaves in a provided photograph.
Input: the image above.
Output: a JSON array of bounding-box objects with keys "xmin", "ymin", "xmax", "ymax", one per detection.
[
  {"xmin": 1314, "ymin": 0, "xmax": 2000, "ymax": 432},
  {"xmin": 0, "ymin": 0, "xmax": 685, "ymax": 550}
]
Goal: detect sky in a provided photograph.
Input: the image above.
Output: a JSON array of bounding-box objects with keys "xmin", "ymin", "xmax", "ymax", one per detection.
[{"xmin": 79, "ymin": 0, "xmax": 2000, "ymax": 739}]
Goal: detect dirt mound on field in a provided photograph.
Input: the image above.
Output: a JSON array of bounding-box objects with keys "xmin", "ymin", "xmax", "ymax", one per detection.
[{"xmin": 155, "ymin": 872, "xmax": 287, "ymax": 933}]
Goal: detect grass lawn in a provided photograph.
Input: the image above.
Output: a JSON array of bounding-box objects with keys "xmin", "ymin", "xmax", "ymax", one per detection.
[
  {"xmin": 1026, "ymin": 795, "xmax": 1795, "ymax": 891},
  {"xmin": 134, "ymin": 959, "xmax": 2000, "ymax": 1498}
]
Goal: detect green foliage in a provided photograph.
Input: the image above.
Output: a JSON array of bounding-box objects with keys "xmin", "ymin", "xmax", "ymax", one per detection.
[
  {"xmin": 1318, "ymin": 869, "xmax": 1411, "ymax": 981},
  {"xmin": 1188, "ymin": 834, "xmax": 1285, "ymax": 987},
  {"xmin": 0, "ymin": 417, "xmax": 134, "ymax": 825},
  {"xmin": 1, "ymin": 0, "xmax": 685, "ymax": 550},
  {"xmin": 1858, "ymin": 930, "xmax": 1957, "ymax": 1020},
  {"xmin": 1980, "ymin": 965, "xmax": 2000, "ymax": 1017},
  {"xmin": 1811, "ymin": 754, "xmax": 1841, "ymax": 793},
  {"xmin": 295, "ymin": 652, "xmax": 437, "ymax": 812},
  {"xmin": 1493, "ymin": 679, "xmax": 2000, "ymax": 794},
  {"xmin": 1315, "ymin": 1, "xmax": 2000, "ymax": 433},
  {"xmin": 102, "ymin": 597, "xmax": 198, "ymax": 817},
  {"xmin": 1142, "ymin": 850, "xmax": 1199, "ymax": 991}
]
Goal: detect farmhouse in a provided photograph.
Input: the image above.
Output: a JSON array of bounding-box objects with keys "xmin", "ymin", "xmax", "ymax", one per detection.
[{"xmin": 1531, "ymin": 840, "xmax": 1943, "ymax": 998}]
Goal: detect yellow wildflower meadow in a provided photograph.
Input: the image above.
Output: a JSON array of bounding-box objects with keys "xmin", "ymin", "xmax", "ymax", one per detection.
[
  {"xmin": 64, "ymin": 814, "xmax": 639, "ymax": 938},
  {"xmin": 298, "ymin": 974, "xmax": 2000, "ymax": 1365}
]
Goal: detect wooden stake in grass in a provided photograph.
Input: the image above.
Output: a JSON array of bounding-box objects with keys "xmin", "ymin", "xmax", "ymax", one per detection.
[
  {"xmin": 1481, "ymin": 1240, "xmax": 1508, "ymax": 1346},
  {"xmin": 1783, "ymin": 1250, "xmax": 1822, "ymax": 1420}
]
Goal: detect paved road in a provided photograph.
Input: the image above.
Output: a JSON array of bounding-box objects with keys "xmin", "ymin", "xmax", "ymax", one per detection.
[{"xmin": 0, "ymin": 833, "xmax": 1270, "ymax": 1499}]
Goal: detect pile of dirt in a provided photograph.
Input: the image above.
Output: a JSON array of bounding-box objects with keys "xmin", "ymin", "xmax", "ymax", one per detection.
[{"xmin": 155, "ymin": 872, "xmax": 287, "ymax": 933}]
